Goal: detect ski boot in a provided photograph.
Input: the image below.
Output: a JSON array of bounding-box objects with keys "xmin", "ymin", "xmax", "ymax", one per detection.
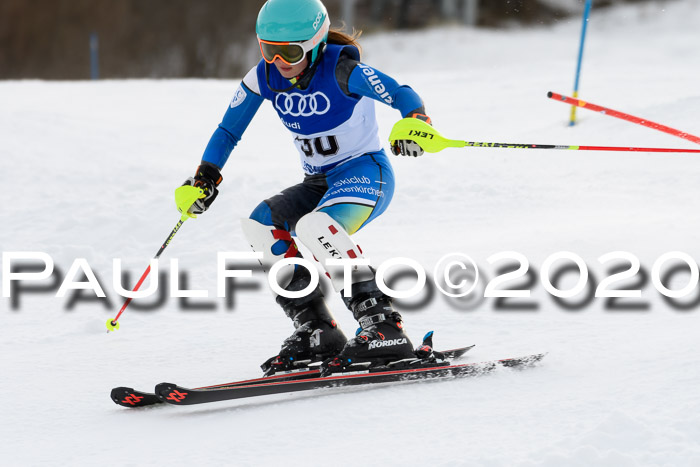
[
  {"xmin": 262, "ymin": 285, "xmax": 347, "ymax": 376},
  {"xmin": 322, "ymin": 278, "xmax": 416, "ymax": 375}
]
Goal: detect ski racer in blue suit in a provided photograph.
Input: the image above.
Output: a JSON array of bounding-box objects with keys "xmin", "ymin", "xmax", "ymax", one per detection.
[{"xmin": 176, "ymin": 0, "xmax": 438, "ymax": 374}]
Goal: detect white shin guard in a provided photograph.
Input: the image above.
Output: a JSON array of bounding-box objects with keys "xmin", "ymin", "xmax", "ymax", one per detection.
[{"xmin": 295, "ymin": 211, "xmax": 374, "ymax": 293}]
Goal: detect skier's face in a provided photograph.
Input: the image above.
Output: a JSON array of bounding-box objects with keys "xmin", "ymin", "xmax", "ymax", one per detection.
[{"xmin": 273, "ymin": 56, "xmax": 308, "ymax": 79}]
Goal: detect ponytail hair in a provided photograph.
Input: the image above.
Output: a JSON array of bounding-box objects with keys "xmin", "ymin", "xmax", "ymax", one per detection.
[{"xmin": 327, "ymin": 27, "xmax": 363, "ymax": 58}]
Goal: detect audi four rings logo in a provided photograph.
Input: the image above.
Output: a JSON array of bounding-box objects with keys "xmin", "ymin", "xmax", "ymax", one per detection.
[{"xmin": 275, "ymin": 92, "xmax": 331, "ymax": 117}]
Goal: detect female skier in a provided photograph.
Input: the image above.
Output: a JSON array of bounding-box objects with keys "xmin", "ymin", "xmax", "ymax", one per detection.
[{"xmin": 176, "ymin": 0, "xmax": 436, "ymax": 374}]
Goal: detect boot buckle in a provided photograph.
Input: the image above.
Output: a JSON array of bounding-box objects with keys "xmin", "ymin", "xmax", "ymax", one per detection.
[
  {"xmin": 354, "ymin": 297, "xmax": 378, "ymax": 314},
  {"xmin": 358, "ymin": 313, "xmax": 387, "ymax": 330}
]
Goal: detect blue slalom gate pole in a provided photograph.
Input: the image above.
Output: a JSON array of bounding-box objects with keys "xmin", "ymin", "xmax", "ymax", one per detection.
[
  {"xmin": 90, "ymin": 32, "xmax": 100, "ymax": 80},
  {"xmin": 569, "ymin": 0, "xmax": 592, "ymax": 126}
]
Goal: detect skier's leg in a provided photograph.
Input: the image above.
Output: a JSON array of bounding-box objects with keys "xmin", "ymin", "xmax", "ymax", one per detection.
[
  {"xmin": 241, "ymin": 175, "xmax": 346, "ymax": 372},
  {"xmin": 295, "ymin": 151, "xmax": 415, "ymax": 363}
]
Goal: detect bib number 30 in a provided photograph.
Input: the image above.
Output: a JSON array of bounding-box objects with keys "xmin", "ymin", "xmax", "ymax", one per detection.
[{"xmin": 296, "ymin": 135, "xmax": 339, "ymax": 157}]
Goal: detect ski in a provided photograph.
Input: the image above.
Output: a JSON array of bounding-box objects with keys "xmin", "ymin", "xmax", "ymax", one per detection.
[
  {"xmin": 110, "ymin": 344, "xmax": 475, "ymax": 408},
  {"xmin": 153, "ymin": 353, "xmax": 545, "ymax": 407},
  {"xmin": 111, "ymin": 368, "xmax": 323, "ymax": 408}
]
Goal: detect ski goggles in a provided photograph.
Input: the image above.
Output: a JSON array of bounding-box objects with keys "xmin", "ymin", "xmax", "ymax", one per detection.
[{"xmin": 258, "ymin": 17, "xmax": 330, "ymax": 66}]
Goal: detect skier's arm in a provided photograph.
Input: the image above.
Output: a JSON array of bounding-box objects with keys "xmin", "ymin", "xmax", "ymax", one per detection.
[
  {"xmin": 176, "ymin": 68, "xmax": 264, "ymax": 218},
  {"xmin": 336, "ymin": 57, "xmax": 431, "ymax": 157},
  {"xmin": 336, "ymin": 57, "xmax": 428, "ymax": 119},
  {"xmin": 201, "ymin": 67, "xmax": 265, "ymax": 169}
]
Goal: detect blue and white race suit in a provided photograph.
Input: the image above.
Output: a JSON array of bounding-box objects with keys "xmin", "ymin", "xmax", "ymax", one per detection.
[{"xmin": 200, "ymin": 44, "xmax": 426, "ymax": 235}]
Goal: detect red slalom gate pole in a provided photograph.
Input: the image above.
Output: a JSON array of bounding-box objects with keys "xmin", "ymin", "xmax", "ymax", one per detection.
[
  {"xmin": 548, "ymin": 91, "xmax": 700, "ymax": 145},
  {"xmin": 460, "ymin": 141, "xmax": 700, "ymax": 153},
  {"xmin": 571, "ymin": 145, "xmax": 700, "ymax": 153}
]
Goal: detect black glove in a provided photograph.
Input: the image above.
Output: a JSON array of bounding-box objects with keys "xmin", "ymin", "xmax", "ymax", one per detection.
[
  {"xmin": 181, "ymin": 163, "xmax": 222, "ymax": 215},
  {"xmin": 391, "ymin": 113, "xmax": 432, "ymax": 157}
]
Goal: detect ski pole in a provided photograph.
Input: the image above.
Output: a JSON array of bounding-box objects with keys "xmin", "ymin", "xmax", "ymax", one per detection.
[
  {"xmin": 106, "ymin": 215, "xmax": 187, "ymax": 332},
  {"xmin": 388, "ymin": 118, "xmax": 700, "ymax": 155},
  {"xmin": 106, "ymin": 186, "xmax": 204, "ymax": 332},
  {"xmin": 569, "ymin": 0, "xmax": 593, "ymax": 126},
  {"xmin": 548, "ymin": 91, "xmax": 700, "ymax": 145}
]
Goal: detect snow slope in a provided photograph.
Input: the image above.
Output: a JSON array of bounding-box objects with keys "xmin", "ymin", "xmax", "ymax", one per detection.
[{"xmin": 2, "ymin": 1, "xmax": 700, "ymax": 465}]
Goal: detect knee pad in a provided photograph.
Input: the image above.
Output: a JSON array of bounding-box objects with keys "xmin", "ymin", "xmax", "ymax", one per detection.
[
  {"xmin": 240, "ymin": 217, "xmax": 301, "ymax": 294},
  {"xmin": 240, "ymin": 218, "xmax": 297, "ymax": 269}
]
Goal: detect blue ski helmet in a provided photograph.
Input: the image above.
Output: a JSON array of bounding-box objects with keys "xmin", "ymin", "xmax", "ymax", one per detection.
[{"xmin": 256, "ymin": 0, "xmax": 330, "ymax": 63}]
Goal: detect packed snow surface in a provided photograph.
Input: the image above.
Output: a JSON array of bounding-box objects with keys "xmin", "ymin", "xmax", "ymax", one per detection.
[{"xmin": 2, "ymin": 1, "xmax": 700, "ymax": 465}]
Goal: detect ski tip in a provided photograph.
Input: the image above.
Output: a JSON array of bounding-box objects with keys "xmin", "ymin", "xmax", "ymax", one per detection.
[
  {"xmin": 111, "ymin": 387, "xmax": 161, "ymax": 408},
  {"xmin": 154, "ymin": 382, "xmax": 175, "ymax": 396},
  {"xmin": 110, "ymin": 386, "xmax": 135, "ymax": 399},
  {"xmin": 155, "ymin": 382, "xmax": 192, "ymax": 404}
]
